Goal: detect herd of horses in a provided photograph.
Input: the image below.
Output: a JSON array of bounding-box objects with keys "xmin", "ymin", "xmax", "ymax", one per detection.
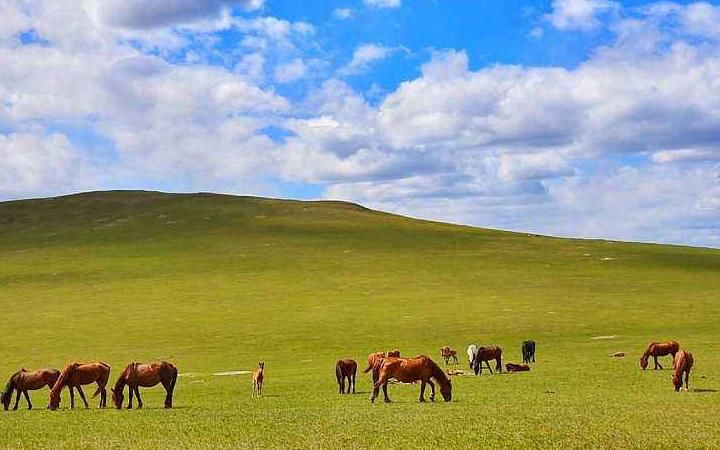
[
  {"xmin": 0, "ymin": 339, "xmax": 694, "ymax": 411},
  {"xmin": 2, "ymin": 361, "xmax": 177, "ymax": 411}
]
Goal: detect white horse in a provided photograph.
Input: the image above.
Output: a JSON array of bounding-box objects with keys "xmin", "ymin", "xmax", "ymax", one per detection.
[{"xmin": 466, "ymin": 344, "xmax": 478, "ymax": 369}]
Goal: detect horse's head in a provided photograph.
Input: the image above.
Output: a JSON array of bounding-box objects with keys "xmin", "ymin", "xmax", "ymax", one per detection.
[
  {"xmin": 258, "ymin": 361, "xmax": 265, "ymax": 370},
  {"xmin": 440, "ymin": 379, "xmax": 452, "ymax": 402},
  {"xmin": 111, "ymin": 387, "xmax": 124, "ymax": 409},
  {"xmin": 388, "ymin": 350, "xmax": 400, "ymax": 358},
  {"xmin": 1, "ymin": 389, "xmax": 10, "ymax": 411},
  {"xmin": 48, "ymin": 390, "xmax": 61, "ymax": 411},
  {"xmin": 672, "ymin": 373, "xmax": 682, "ymax": 392},
  {"xmin": 639, "ymin": 356, "xmax": 648, "ymax": 370}
]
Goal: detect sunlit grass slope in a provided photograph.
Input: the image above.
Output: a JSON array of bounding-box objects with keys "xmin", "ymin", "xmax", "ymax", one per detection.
[{"xmin": 0, "ymin": 191, "xmax": 718, "ymax": 449}]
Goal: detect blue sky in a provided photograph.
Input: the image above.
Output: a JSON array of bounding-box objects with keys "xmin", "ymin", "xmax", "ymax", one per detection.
[{"xmin": 0, "ymin": 0, "xmax": 719, "ymax": 247}]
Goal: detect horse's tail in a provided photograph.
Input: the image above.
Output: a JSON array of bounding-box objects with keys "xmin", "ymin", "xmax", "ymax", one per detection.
[
  {"xmin": 362, "ymin": 362, "xmax": 374, "ymax": 373},
  {"xmin": 169, "ymin": 364, "xmax": 178, "ymax": 394}
]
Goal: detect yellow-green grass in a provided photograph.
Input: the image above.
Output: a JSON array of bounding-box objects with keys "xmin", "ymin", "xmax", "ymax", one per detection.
[{"xmin": 0, "ymin": 191, "xmax": 718, "ymax": 449}]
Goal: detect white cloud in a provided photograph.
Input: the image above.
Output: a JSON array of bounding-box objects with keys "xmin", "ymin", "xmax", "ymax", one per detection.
[
  {"xmin": 339, "ymin": 43, "xmax": 401, "ymax": 75},
  {"xmin": 546, "ymin": 0, "xmax": 619, "ymax": 31},
  {"xmin": 273, "ymin": 58, "xmax": 307, "ymax": 83},
  {"xmin": 99, "ymin": 0, "xmax": 264, "ymax": 30},
  {"xmin": 333, "ymin": 8, "xmax": 354, "ymax": 20},
  {"xmin": 364, "ymin": 0, "xmax": 401, "ymax": 9}
]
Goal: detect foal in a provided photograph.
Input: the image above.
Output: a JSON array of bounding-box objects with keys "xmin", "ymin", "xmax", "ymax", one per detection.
[
  {"xmin": 672, "ymin": 351, "xmax": 694, "ymax": 392},
  {"xmin": 252, "ymin": 362, "xmax": 265, "ymax": 398},
  {"xmin": 335, "ymin": 359, "xmax": 357, "ymax": 394}
]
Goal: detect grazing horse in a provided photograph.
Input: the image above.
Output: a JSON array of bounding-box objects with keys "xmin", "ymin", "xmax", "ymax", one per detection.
[
  {"xmin": 363, "ymin": 350, "xmax": 401, "ymax": 374},
  {"xmin": 1, "ymin": 368, "xmax": 60, "ymax": 410},
  {"xmin": 472, "ymin": 346, "xmax": 502, "ymax": 375},
  {"xmin": 467, "ymin": 344, "xmax": 478, "ymax": 369},
  {"xmin": 521, "ymin": 340, "xmax": 536, "ymax": 364},
  {"xmin": 111, "ymin": 362, "xmax": 177, "ymax": 409},
  {"xmin": 440, "ymin": 346, "xmax": 459, "ymax": 365},
  {"xmin": 335, "ymin": 359, "xmax": 357, "ymax": 394},
  {"xmin": 48, "ymin": 362, "xmax": 110, "ymax": 410},
  {"xmin": 640, "ymin": 341, "xmax": 679, "ymax": 370},
  {"xmin": 371, "ymin": 356, "xmax": 452, "ymax": 403},
  {"xmin": 672, "ymin": 351, "xmax": 694, "ymax": 392},
  {"xmin": 506, "ymin": 363, "xmax": 530, "ymax": 372},
  {"xmin": 252, "ymin": 362, "xmax": 265, "ymax": 398}
]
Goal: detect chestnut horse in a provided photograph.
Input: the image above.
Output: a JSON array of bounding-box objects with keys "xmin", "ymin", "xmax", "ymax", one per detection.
[
  {"xmin": 48, "ymin": 362, "xmax": 110, "ymax": 410},
  {"xmin": 440, "ymin": 346, "xmax": 459, "ymax": 365},
  {"xmin": 363, "ymin": 350, "xmax": 400, "ymax": 374},
  {"xmin": 1, "ymin": 368, "xmax": 60, "ymax": 410},
  {"xmin": 672, "ymin": 351, "xmax": 694, "ymax": 392},
  {"xmin": 506, "ymin": 363, "xmax": 530, "ymax": 372},
  {"xmin": 472, "ymin": 346, "xmax": 502, "ymax": 375},
  {"xmin": 335, "ymin": 359, "xmax": 357, "ymax": 394},
  {"xmin": 252, "ymin": 362, "xmax": 265, "ymax": 398},
  {"xmin": 111, "ymin": 362, "xmax": 177, "ymax": 409},
  {"xmin": 640, "ymin": 341, "xmax": 679, "ymax": 370},
  {"xmin": 371, "ymin": 356, "xmax": 451, "ymax": 403}
]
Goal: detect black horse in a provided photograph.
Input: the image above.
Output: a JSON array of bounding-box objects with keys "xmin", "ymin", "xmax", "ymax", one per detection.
[{"xmin": 522, "ymin": 340, "xmax": 536, "ymax": 364}]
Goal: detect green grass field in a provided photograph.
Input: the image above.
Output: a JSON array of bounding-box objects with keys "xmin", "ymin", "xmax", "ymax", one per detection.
[{"xmin": 0, "ymin": 191, "xmax": 718, "ymax": 449}]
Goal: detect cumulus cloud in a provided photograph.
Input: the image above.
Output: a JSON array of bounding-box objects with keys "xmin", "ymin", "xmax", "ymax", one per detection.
[
  {"xmin": 273, "ymin": 58, "xmax": 307, "ymax": 83},
  {"xmin": 99, "ymin": 0, "xmax": 264, "ymax": 30},
  {"xmin": 339, "ymin": 43, "xmax": 402, "ymax": 75},
  {"xmin": 545, "ymin": 0, "xmax": 619, "ymax": 31}
]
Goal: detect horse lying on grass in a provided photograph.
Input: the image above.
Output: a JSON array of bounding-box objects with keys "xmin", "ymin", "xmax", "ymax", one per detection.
[
  {"xmin": 111, "ymin": 362, "xmax": 177, "ymax": 409},
  {"xmin": 506, "ymin": 363, "xmax": 530, "ymax": 372},
  {"xmin": 371, "ymin": 355, "xmax": 451, "ymax": 403},
  {"xmin": 1, "ymin": 368, "xmax": 60, "ymax": 410}
]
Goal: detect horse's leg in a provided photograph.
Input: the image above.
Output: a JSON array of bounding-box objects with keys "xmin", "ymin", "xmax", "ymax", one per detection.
[
  {"xmin": 685, "ymin": 370, "xmax": 690, "ymax": 391},
  {"xmin": 76, "ymin": 386, "xmax": 89, "ymax": 409},
  {"xmin": 23, "ymin": 390, "xmax": 32, "ymax": 410},
  {"xmin": 352, "ymin": 374, "xmax": 356, "ymax": 393},
  {"xmin": 427, "ymin": 379, "xmax": 436, "ymax": 402},
  {"xmin": 127, "ymin": 384, "xmax": 134, "ymax": 409},
  {"xmin": 13, "ymin": 389, "xmax": 21, "ymax": 410},
  {"xmin": 381, "ymin": 382, "xmax": 391, "ymax": 403},
  {"xmin": 69, "ymin": 386, "xmax": 75, "ymax": 409},
  {"xmin": 419, "ymin": 381, "xmax": 426, "ymax": 402},
  {"xmin": 486, "ymin": 360, "xmax": 493, "ymax": 374},
  {"xmin": 134, "ymin": 386, "xmax": 142, "ymax": 409},
  {"xmin": 496, "ymin": 357, "xmax": 502, "ymax": 373}
]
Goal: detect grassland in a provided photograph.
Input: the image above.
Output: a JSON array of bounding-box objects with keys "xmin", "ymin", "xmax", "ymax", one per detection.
[{"xmin": 0, "ymin": 190, "xmax": 718, "ymax": 449}]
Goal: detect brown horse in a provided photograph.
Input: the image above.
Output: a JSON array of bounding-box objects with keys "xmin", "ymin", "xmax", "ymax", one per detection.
[
  {"xmin": 640, "ymin": 341, "xmax": 679, "ymax": 370},
  {"xmin": 111, "ymin": 362, "xmax": 177, "ymax": 409},
  {"xmin": 672, "ymin": 351, "xmax": 694, "ymax": 392},
  {"xmin": 1, "ymin": 368, "xmax": 60, "ymax": 410},
  {"xmin": 252, "ymin": 362, "xmax": 265, "ymax": 398},
  {"xmin": 371, "ymin": 356, "xmax": 451, "ymax": 403},
  {"xmin": 363, "ymin": 350, "xmax": 401, "ymax": 374},
  {"xmin": 506, "ymin": 363, "xmax": 530, "ymax": 372},
  {"xmin": 440, "ymin": 346, "xmax": 459, "ymax": 365},
  {"xmin": 472, "ymin": 346, "xmax": 502, "ymax": 375},
  {"xmin": 48, "ymin": 362, "xmax": 110, "ymax": 410},
  {"xmin": 335, "ymin": 359, "xmax": 357, "ymax": 394}
]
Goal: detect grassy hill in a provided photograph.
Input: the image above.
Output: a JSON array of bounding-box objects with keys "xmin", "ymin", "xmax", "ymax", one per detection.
[{"xmin": 0, "ymin": 190, "xmax": 718, "ymax": 449}]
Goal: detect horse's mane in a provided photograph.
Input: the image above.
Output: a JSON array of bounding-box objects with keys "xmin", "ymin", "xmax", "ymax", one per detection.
[
  {"xmin": 51, "ymin": 363, "xmax": 76, "ymax": 395},
  {"xmin": 428, "ymin": 358, "xmax": 451, "ymax": 386},
  {"xmin": 1, "ymin": 371, "xmax": 19, "ymax": 402}
]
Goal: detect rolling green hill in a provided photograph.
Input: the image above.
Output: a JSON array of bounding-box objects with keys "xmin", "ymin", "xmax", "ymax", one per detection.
[{"xmin": 0, "ymin": 191, "xmax": 718, "ymax": 449}]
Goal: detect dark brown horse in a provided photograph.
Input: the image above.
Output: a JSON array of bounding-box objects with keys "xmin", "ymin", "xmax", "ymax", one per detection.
[
  {"xmin": 672, "ymin": 351, "xmax": 694, "ymax": 392},
  {"xmin": 111, "ymin": 362, "xmax": 177, "ymax": 409},
  {"xmin": 472, "ymin": 346, "xmax": 502, "ymax": 375},
  {"xmin": 371, "ymin": 356, "xmax": 452, "ymax": 403},
  {"xmin": 335, "ymin": 359, "xmax": 357, "ymax": 394},
  {"xmin": 1, "ymin": 368, "xmax": 60, "ymax": 410},
  {"xmin": 48, "ymin": 362, "xmax": 110, "ymax": 410},
  {"xmin": 640, "ymin": 341, "xmax": 679, "ymax": 370},
  {"xmin": 506, "ymin": 363, "xmax": 530, "ymax": 372},
  {"xmin": 440, "ymin": 346, "xmax": 459, "ymax": 365}
]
